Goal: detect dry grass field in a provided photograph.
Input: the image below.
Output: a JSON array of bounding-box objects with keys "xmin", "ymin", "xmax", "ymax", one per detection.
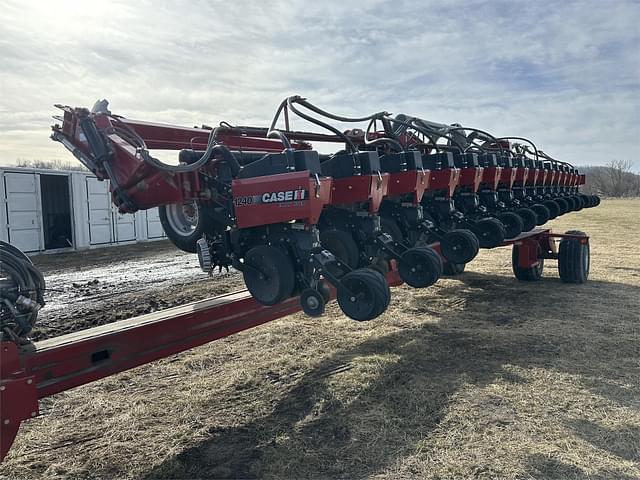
[{"xmin": 2, "ymin": 199, "xmax": 639, "ymax": 479}]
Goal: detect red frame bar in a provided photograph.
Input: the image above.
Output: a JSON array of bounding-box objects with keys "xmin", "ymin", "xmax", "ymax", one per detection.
[{"xmin": 0, "ymin": 272, "xmax": 403, "ymax": 461}]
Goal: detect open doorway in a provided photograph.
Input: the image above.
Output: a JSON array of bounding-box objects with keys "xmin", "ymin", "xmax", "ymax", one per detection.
[{"xmin": 40, "ymin": 174, "xmax": 73, "ymax": 249}]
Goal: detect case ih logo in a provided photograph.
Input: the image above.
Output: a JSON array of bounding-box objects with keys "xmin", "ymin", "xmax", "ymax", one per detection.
[{"xmin": 234, "ymin": 188, "xmax": 307, "ymax": 207}]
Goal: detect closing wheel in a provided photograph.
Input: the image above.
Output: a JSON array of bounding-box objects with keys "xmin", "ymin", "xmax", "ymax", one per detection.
[
  {"xmin": 543, "ymin": 200, "xmax": 560, "ymax": 219},
  {"xmin": 563, "ymin": 196, "xmax": 576, "ymax": 211},
  {"xmin": 558, "ymin": 230, "xmax": 590, "ymax": 283},
  {"xmin": 337, "ymin": 269, "xmax": 390, "ymax": 321},
  {"xmin": 243, "ymin": 245, "xmax": 295, "ymax": 306},
  {"xmin": 516, "ymin": 208, "xmax": 537, "ymax": 232},
  {"xmin": 159, "ymin": 201, "xmax": 205, "ymax": 253},
  {"xmin": 443, "ymin": 262, "xmax": 466, "ymax": 276},
  {"xmin": 531, "ymin": 204, "xmax": 551, "ymax": 225},
  {"xmin": 512, "ymin": 244, "xmax": 544, "ymax": 281},
  {"xmin": 555, "ymin": 197, "xmax": 569, "ymax": 215},
  {"xmin": 580, "ymin": 194, "xmax": 592, "ymax": 208},
  {"xmin": 398, "ymin": 247, "xmax": 443, "ymax": 288},
  {"xmin": 473, "ymin": 217, "xmax": 506, "ymax": 248},
  {"xmin": 572, "ymin": 195, "xmax": 584, "ymax": 211},
  {"xmin": 300, "ymin": 288, "xmax": 326, "ymax": 317},
  {"xmin": 320, "ymin": 229, "xmax": 359, "ymax": 268},
  {"xmin": 496, "ymin": 211, "xmax": 524, "ymax": 239},
  {"xmin": 440, "ymin": 229, "xmax": 479, "ymax": 264}
]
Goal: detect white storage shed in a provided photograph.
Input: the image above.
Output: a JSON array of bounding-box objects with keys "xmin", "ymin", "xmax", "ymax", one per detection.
[{"xmin": 0, "ymin": 167, "xmax": 166, "ymax": 254}]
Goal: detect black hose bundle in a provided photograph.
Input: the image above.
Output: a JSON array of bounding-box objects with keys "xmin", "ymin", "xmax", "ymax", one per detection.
[{"xmin": 0, "ymin": 241, "xmax": 45, "ymax": 340}]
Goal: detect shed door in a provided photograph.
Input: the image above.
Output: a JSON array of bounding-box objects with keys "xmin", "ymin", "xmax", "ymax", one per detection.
[
  {"xmin": 4, "ymin": 172, "xmax": 42, "ymax": 252},
  {"xmin": 113, "ymin": 209, "xmax": 136, "ymax": 242},
  {"xmin": 86, "ymin": 177, "xmax": 112, "ymax": 244},
  {"xmin": 146, "ymin": 208, "xmax": 165, "ymax": 239}
]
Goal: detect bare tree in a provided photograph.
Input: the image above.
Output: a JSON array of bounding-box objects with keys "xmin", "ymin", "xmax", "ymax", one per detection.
[
  {"xmin": 14, "ymin": 158, "xmax": 87, "ymax": 171},
  {"xmin": 607, "ymin": 159, "xmax": 632, "ymax": 196}
]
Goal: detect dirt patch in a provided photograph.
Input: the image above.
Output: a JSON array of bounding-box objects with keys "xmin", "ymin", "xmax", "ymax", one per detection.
[
  {"xmin": 2, "ymin": 199, "xmax": 639, "ymax": 479},
  {"xmin": 29, "ymin": 240, "xmax": 243, "ymax": 340}
]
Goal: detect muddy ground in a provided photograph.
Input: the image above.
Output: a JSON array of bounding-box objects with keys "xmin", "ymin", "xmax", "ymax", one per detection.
[
  {"xmin": 1, "ymin": 199, "xmax": 639, "ymax": 479},
  {"xmin": 30, "ymin": 242, "xmax": 244, "ymax": 340}
]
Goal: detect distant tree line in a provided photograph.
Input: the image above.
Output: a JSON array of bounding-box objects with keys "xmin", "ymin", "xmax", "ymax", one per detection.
[
  {"xmin": 581, "ymin": 160, "xmax": 640, "ymax": 197},
  {"xmin": 14, "ymin": 158, "xmax": 88, "ymax": 171}
]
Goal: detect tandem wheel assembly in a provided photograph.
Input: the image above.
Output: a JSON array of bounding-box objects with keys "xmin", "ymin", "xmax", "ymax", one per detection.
[{"xmin": 511, "ymin": 230, "xmax": 590, "ymax": 283}]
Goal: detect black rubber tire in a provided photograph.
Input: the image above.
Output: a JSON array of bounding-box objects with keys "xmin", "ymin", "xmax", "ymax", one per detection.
[
  {"xmin": 371, "ymin": 268, "xmax": 392, "ymax": 309},
  {"xmin": 555, "ymin": 197, "xmax": 569, "ymax": 215},
  {"xmin": 442, "ymin": 262, "xmax": 466, "ymax": 276},
  {"xmin": 531, "ymin": 204, "xmax": 551, "ymax": 226},
  {"xmin": 473, "ymin": 217, "xmax": 506, "ymax": 248},
  {"xmin": 558, "ymin": 230, "xmax": 590, "ymax": 283},
  {"xmin": 580, "ymin": 194, "xmax": 592, "ymax": 208},
  {"xmin": 398, "ymin": 247, "xmax": 443, "ymax": 288},
  {"xmin": 243, "ymin": 245, "xmax": 296, "ymax": 306},
  {"xmin": 543, "ymin": 200, "xmax": 560, "ymax": 219},
  {"xmin": 337, "ymin": 268, "xmax": 390, "ymax": 321},
  {"xmin": 572, "ymin": 195, "xmax": 584, "ymax": 211},
  {"xmin": 563, "ymin": 196, "xmax": 576, "ymax": 211},
  {"xmin": 591, "ymin": 195, "xmax": 601, "ymax": 207},
  {"xmin": 496, "ymin": 212, "xmax": 524, "ymax": 239},
  {"xmin": 512, "ymin": 244, "xmax": 544, "ymax": 281},
  {"xmin": 320, "ymin": 229, "xmax": 360, "ymax": 268},
  {"xmin": 300, "ymin": 288, "xmax": 326, "ymax": 317},
  {"xmin": 159, "ymin": 202, "xmax": 205, "ymax": 253},
  {"xmin": 380, "ymin": 217, "xmax": 404, "ymax": 243},
  {"xmin": 516, "ymin": 208, "xmax": 537, "ymax": 232},
  {"xmin": 441, "ymin": 229, "xmax": 479, "ymax": 264}
]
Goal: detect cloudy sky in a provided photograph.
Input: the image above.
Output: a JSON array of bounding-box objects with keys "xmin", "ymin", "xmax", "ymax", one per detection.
[{"xmin": 1, "ymin": 0, "xmax": 638, "ymax": 169}]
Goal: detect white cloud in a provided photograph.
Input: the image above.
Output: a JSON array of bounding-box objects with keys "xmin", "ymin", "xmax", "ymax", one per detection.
[{"xmin": 0, "ymin": 0, "xmax": 638, "ymax": 169}]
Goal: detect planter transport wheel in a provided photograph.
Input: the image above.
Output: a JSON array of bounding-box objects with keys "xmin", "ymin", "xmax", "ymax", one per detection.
[
  {"xmin": 398, "ymin": 246, "xmax": 443, "ymax": 288},
  {"xmin": 512, "ymin": 244, "xmax": 544, "ymax": 281},
  {"xmin": 531, "ymin": 203, "xmax": 550, "ymax": 225},
  {"xmin": 159, "ymin": 201, "xmax": 205, "ymax": 253},
  {"xmin": 300, "ymin": 288, "xmax": 326, "ymax": 317},
  {"xmin": 243, "ymin": 245, "xmax": 295, "ymax": 306},
  {"xmin": 496, "ymin": 211, "xmax": 524, "ymax": 239},
  {"xmin": 516, "ymin": 208, "xmax": 537, "ymax": 232},
  {"xmin": 443, "ymin": 262, "xmax": 466, "ymax": 276},
  {"xmin": 440, "ymin": 229, "xmax": 479, "ymax": 264},
  {"xmin": 473, "ymin": 218, "xmax": 506, "ymax": 248},
  {"xmin": 337, "ymin": 269, "xmax": 390, "ymax": 321},
  {"xmin": 558, "ymin": 230, "xmax": 590, "ymax": 283}
]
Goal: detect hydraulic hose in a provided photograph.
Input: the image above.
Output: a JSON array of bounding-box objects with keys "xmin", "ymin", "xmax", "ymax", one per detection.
[{"xmin": 0, "ymin": 241, "xmax": 46, "ymax": 339}]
